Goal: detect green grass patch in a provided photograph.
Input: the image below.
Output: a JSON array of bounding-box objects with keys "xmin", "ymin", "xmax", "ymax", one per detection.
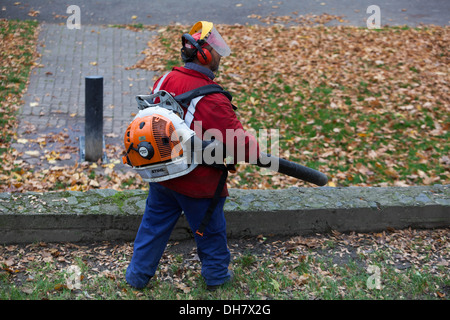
[{"xmin": 0, "ymin": 19, "xmax": 39, "ymax": 167}]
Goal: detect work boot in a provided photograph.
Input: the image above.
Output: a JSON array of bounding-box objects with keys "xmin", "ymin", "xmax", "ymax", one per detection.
[
  {"xmin": 125, "ymin": 265, "xmax": 153, "ymax": 289},
  {"xmin": 206, "ymin": 270, "xmax": 234, "ymax": 291}
]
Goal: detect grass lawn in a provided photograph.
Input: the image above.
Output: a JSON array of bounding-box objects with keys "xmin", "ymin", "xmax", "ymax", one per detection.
[
  {"xmin": 0, "ymin": 19, "xmax": 39, "ymax": 190},
  {"xmin": 1, "ymin": 228, "xmax": 449, "ymax": 300}
]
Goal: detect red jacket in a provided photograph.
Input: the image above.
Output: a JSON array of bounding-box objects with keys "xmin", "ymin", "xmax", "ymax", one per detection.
[{"xmin": 152, "ymin": 66, "xmax": 259, "ymax": 198}]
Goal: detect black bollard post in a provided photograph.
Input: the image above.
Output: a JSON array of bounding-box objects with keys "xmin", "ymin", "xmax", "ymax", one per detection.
[{"xmin": 84, "ymin": 76, "xmax": 104, "ymax": 162}]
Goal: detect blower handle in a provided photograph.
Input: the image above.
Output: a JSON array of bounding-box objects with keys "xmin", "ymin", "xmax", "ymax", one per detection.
[{"xmin": 256, "ymin": 153, "xmax": 328, "ymax": 186}]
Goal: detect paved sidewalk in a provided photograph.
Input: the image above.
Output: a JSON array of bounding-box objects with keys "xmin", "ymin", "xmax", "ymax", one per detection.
[{"xmin": 14, "ymin": 23, "xmax": 156, "ymax": 166}]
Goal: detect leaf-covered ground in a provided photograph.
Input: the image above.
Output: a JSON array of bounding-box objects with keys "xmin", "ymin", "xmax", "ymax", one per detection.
[
  {"xmin": 0, "ymin": 19, "xmax": 137, "ymax": 192},
  {"xmin": 0, "ymin": 19, "xmax": 41, "ymax": 191},
  {"xmin": 132, "ymin": 19, "xmax": 449, "ymax": 190},
  {"xmin": 1, "ymin": 228, "xmax": 449, "ymax": 300}
]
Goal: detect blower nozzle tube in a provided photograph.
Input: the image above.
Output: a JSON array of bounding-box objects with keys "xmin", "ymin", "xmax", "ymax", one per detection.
[
  {"xmin": 188, "ymin": 138, "xmax": 328, "ymax": 186},
  {"xmin": 256, "ymin": 152, "xmax": 328, "ymax": 186}
]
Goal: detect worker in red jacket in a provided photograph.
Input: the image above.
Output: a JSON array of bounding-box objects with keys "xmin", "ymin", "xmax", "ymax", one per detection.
[{"xmin": 126, "ymin": 21, "xmax": 259, "ymax": 291}]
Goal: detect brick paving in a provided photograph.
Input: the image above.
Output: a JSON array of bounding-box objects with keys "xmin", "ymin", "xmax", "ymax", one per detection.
[{"xmin": 14, "ymin": 23, "xmax": 156, "ymax": 166}]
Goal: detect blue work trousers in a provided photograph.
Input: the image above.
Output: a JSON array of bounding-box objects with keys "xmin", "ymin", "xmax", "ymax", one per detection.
[{"xmin": 126, "ymin": 183, "xmax": 231, "ymax": 288}]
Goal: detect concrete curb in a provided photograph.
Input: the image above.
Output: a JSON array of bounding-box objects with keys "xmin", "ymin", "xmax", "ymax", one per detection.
[{"xmin": 0, "ymin": 185, "xmax": 449, "ymax": 244}]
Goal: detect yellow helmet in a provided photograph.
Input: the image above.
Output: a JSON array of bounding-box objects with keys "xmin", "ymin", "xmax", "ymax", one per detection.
[{"xmin": 189, "ymin": 21, "xmax": 214, "ymax": 40}]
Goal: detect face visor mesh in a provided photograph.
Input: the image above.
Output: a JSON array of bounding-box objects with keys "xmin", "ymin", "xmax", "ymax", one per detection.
[{"xmin": 204, "ymin": 27, "xmax": 231, "ymax": 57}]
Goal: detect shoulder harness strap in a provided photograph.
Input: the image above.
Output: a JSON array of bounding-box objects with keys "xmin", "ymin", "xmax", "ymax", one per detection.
[{"xmin": 174, "ymin": 84, "xmax": 236, "ymax": 110}]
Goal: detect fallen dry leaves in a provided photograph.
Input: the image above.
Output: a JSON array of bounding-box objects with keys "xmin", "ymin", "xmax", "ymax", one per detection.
[
  {"xmin": 0, "ymin": 228, "xmax": 448, "ymax": 299},
  {"xmin": 0, "ymin": 20, "xmax": 144, "ymax": 193},
  {"xmin": 130, "ymin": 16, "xmax": 449, "ymax": 189}
]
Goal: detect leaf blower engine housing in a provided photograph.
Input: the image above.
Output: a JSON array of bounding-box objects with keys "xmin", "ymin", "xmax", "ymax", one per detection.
[{"xmin": 122, "ymin": 97, "xmax": 200, "ymax": 182}]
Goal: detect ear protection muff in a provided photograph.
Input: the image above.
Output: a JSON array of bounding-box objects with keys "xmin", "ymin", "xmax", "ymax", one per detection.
[
  {"xmin": 181, "ymin": 33, "xmax": 212, "ymax": 65},
  {"xmin": 196, "ymin": 47, "xmax": 212, "ymax": 65}
]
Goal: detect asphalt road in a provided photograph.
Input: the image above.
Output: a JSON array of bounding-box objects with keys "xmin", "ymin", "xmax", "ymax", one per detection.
[{"xmin": 1, "ymin": 0, "xmax": 449, "ymax": 27}]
